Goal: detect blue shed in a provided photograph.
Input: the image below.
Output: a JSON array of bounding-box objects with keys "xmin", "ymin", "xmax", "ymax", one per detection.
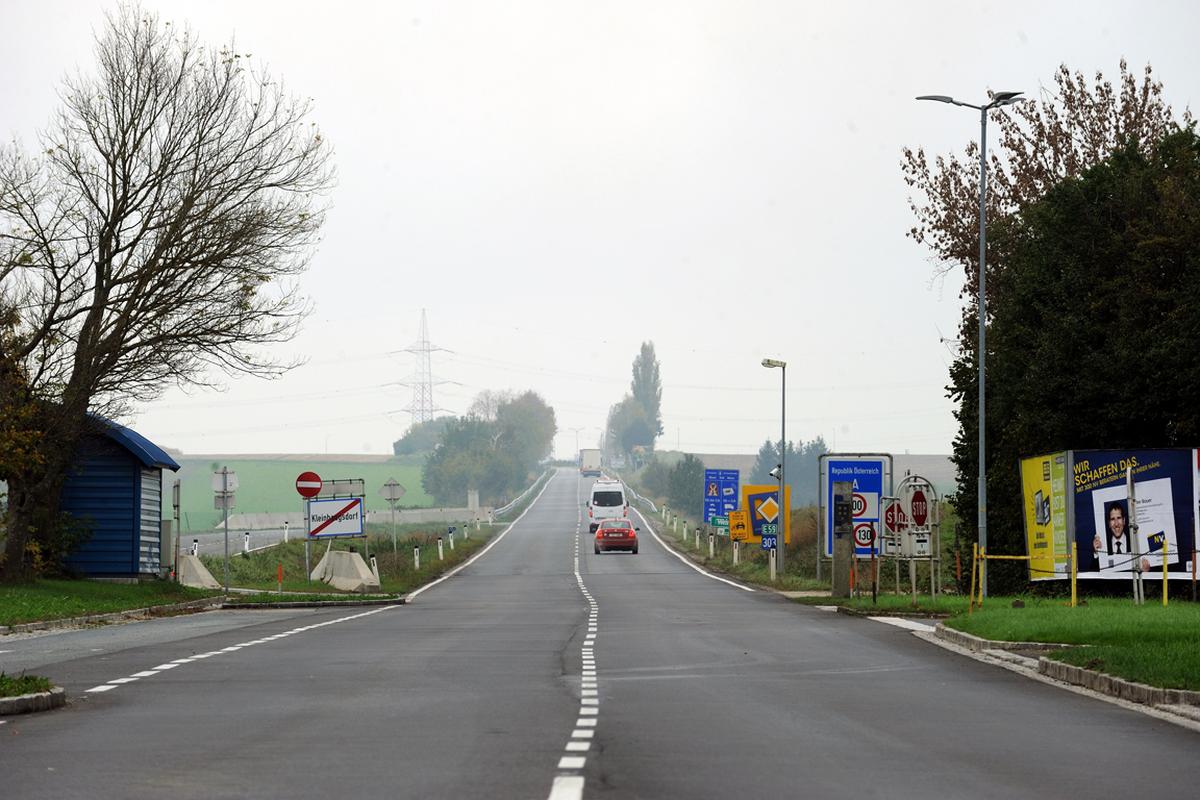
[{"xmin": 62, "ymin": 419, "xmax": 180, "ymax": 578}]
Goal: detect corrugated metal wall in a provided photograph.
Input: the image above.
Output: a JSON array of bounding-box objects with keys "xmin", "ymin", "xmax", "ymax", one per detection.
[
  {"xmin": 139, "ymin": 467, "xmax": 162, "ymax": 573},
  {"xmin": 60, "ymin": 437, "xmax": 166, "ymax": 576},
  {"xmin": 62, "ymin": 437, "xmax": 138, "ymax": 575}
]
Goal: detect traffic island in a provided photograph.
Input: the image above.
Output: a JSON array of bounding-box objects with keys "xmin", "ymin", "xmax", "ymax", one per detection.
[{"xmin": 0, "ymin": 686, "xmax": 66, "ymax": 715}]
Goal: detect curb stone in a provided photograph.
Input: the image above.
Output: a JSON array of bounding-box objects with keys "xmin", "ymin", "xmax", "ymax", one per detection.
[
  {"xmin": 222, "ymin": 597, "xmax": 405, "ymax": 610},
  {"xmin": 0, "ymin": 686, "xmax": 66, "ymax": 716},
  {"xmin": 934, "ymin": 623, "xmax": 1075, "ymax": 654},
  {"xmin": 934, "ymin": 623, "xmax": 1200, "ymax": 709},
  {"xmin": 1036, "ymin": 657, "xmax": 1200, "ymax": 707},
  {"xmin": 0, "ymin": 597, "xmax": 226, "ymax": 635}
]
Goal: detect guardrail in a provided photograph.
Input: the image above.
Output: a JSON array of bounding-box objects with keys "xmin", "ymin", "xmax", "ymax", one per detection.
[
  {"xmin": 615, "ymin": 475, "xmax": 658, "ymax": 514},
  {"xmin": 492, "ymin": 468, "xmax": 554, "ymax": 518}
]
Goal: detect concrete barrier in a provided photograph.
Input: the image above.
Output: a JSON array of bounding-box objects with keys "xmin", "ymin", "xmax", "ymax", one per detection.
[
  {"xmin": 177, "ymin": 554, "xmax": 221, "ymax": 589},
  {"xmin": 311, "ymin": 550, "xmax": 381, "ymax": 593},
  {"xmin": 214, "ymin": 508, "xmax": 491, "ymax": 531}
]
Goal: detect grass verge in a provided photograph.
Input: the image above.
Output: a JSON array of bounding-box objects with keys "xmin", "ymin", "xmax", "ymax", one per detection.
[
  {"xmin": 0, "ymin": 673, "xmax": 53, "ymax": 698},
  {"xmin": 0, "ymin": 579, "xmax": 217, "ymax": 628},
  {"xmin": 201, "ymin": 523, "xmax": 506, "ymax": 596},
  {"xmin": 947, "ymin": 597, "xmax": 1200, "ymax": 690}
]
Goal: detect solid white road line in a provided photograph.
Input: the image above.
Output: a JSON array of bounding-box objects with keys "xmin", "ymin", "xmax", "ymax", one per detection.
[
  {"xmin": 869, "ymin": 616, "xmax": 936, "ymax": 632},
  {"xmin": 630, "ymin": 507, "xmax": 755, "ymax": 592},
  {"xmin": 406, "ymin": 473, "xmax": 558, "ymax": 602}
]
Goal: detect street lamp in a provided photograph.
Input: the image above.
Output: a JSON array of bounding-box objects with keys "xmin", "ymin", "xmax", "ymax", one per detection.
[
  {"xmin": 762, "ymin": 358, "xmax": 787, "ymax": 573},
  {"xmin": 917, "ymin": 89, "xmax": 1024, "ymax": 597}
]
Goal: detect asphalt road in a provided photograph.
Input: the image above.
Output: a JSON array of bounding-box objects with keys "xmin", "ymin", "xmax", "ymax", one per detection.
[{"xmin": 1, "ymin": 469, "xmax": 1196, "ymax": 799}]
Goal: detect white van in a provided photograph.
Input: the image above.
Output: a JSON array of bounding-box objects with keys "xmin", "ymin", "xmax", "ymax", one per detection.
[{"xmin": 588, "ymin": 480, "xmax": 628, "ymax": 533}]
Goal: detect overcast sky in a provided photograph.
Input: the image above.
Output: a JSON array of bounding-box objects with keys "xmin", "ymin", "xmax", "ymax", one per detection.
[{"xmin": 3, "ymin": 1, "xmax": 1197, "ymax": 459}]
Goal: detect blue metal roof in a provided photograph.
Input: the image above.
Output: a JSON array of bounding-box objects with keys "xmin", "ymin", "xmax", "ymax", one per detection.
[{"xmin": 95, "ymin": 418, "xmax": 180, "ymax": 472}]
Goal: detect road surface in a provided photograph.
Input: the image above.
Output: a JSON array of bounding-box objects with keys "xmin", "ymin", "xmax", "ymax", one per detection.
[{"xmin": 1, "ymin": 469, "xmax": 1195, "ymax": 798}]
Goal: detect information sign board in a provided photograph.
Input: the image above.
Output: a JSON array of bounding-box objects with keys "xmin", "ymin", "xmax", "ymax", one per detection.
[
  {"xmin": 703, "ymin": 470, "xmax": 740, "ymax": 524},
  {"xmin": 819, "ymin": 454, "xmax": 892, "ymax": 558},
  {"xmin": 741, "ymin": 485, "xmax": 792, "ymax": 544},
  {"xmin": 308, "ymin": 497, "xmax": 365, "ymax": 538},
  {"xmin": 728, "ymin": 510, "xmax": 752, "ymax": 541}
]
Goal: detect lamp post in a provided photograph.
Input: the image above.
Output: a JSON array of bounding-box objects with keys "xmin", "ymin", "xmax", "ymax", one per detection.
[
  {"xmin": 917, "ymin": 90, "xmax": 1024, "ymax": 597},
  {"xmin": 762, "ymin": 358, "xmax": 787, "ymax": 573}
]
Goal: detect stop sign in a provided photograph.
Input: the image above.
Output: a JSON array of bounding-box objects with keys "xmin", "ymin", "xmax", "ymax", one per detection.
[
  {"xmin": 910, "ymin": 489, "xmax": 929, "ymax": 527},
  {"xmin": 295, "ymin": 471, "xmax": 323, "ymax": 498},
  {"xmin": 884, "ymin": 501, "xmax": 907, "ymax": 533}
]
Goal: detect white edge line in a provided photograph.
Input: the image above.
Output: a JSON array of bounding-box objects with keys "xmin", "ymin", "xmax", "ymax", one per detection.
[
  {"xmin": 406, "ymin": 473, "xmax": 557, "ymax": 602},
  {"xmin": 630, "ymin": 507, "xmax": 755, "ymax": 592}
]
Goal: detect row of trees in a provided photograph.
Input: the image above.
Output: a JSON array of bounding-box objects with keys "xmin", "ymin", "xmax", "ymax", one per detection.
[
  {"xmin": 749, "ymin": 437, "xmax": 828, "ymax": 505},
  {"xmin": 604, "ymin": 343, "xmax": 663, "ymax": 461},
  {"xmin": 420, "ymin": 390, "xmax": 557, "ymax": 506},
  {"xmin": 903, "ymin": 62, "xmax": 1198, "ymax": 592}
]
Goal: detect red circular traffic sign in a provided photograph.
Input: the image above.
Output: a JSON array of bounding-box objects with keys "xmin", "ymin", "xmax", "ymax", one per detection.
[
  {"xmin": 295, "ymin": 471, "xmax": 323, "ymax": 498},
  {"xmin": 852, "ymin": 523, "xmax": 876, "ymax": 548},
  {"xmin": 910, "ymin": 489, "xmax": 929, "ymax": 527}
]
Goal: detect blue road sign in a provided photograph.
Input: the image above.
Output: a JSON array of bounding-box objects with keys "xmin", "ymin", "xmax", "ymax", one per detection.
[
  {"xmin": 761, "ymin": 533, "xmax": 778, "ymax": 551},
  {"xmin": 819, "ymin": 455, "xmax": 891, "ymax": 558},
  {"xmin": 703, "ymin": 469, "xmax": 740, "ymax": 524}
]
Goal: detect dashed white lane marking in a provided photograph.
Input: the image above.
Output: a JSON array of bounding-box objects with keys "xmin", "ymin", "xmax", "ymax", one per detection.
[
  {"xmin": 869, "ymin": 616, "xmax": 936, "ymax": 632},
  {"xmin": 547, "ymin": 480, "xmax": 600, "ymax": 800},
  {"xmin": 550, "ymin": 774, "xmax": 586, "ymax": 799},
  {"xmin": 84, "ymin": 605, "xmax": 396, "ymax": 694},
  {"xmin": 629, "ymin": 507, "xmax": 755, "ymax": 592}
]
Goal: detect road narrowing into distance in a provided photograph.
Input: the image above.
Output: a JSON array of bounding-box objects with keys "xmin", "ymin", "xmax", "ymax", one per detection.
[{"xmin": 548, "ymin": 481, "xmax": 599, "ymax": 800}]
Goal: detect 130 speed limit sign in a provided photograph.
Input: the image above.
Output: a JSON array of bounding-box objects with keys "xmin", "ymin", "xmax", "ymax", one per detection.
[{"xmin": 852, "ymin": 523, "xmax": 876, "ymax": 548}]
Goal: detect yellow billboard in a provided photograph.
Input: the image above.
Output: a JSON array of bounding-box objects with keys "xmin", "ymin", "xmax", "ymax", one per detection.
[
  {"xmin": 728, "ymin": 510, "xmax": 752, "ymax": 542},
  {"xmin": 1020, "ymin": 452, "xmax": 1069, "ymax": 580}
]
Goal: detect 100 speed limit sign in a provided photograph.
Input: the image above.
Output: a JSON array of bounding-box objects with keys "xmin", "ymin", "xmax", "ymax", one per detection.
[{"xmin": 852, "ymin": 523, "xmax": 876, "ymax": 548}]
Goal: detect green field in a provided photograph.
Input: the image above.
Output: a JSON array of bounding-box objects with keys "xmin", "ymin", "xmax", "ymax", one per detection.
[{"xmin": 171, "ymin": 456, "xmax": 431, "ymax": 531}]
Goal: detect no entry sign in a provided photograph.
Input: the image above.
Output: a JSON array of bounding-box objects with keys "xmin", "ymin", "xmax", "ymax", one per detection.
[{"xmin": 296, "ymin": 471, "xmax": 323, "ymax": 498}]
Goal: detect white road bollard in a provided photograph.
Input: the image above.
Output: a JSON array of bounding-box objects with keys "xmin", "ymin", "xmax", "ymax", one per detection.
[
  {"xmin": 437, "ymin": 537, "xmax": 444, "ymax": 561},
  {"xmin": 695, "ymin": 529, "xmax": 701, "ymax": 549},
  {"xmin": 191, "ymin": 539, "xmax": 198, "ymax": 556},
  {"xmin": 673, "ymin": 515, "xmax": 678, "ymax": 533},
  {"xmin": 243, "ymin": 532, "xmax": 250, "ymax": 553},
  {"xmin": 284, "ymin": 522, "xmax": 289, "ymax": 543},
  {"xmin": 370, "ymin": 555, "xmax": 378, "ymax": 577},
  {"xmin": 769, "ymin": 547, "xmax": 777, "ymax": 582},
  {"xmin": 449, "ymin": 532, "xmax": 455, "ymax": 551},
  {"xmin": 414, "ymin": 546, "xmax": 420, "ymax": 571},
  {"xmin": 709, "ymin": 533, "xmax": 715, "ymax": 558},
  {"xmin": 733, "ymin": 540, "xmax": 740, "ymax": 565}
]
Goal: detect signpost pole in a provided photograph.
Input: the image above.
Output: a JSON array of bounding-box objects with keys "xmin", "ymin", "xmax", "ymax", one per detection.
[
  {"xmin": 222, "ymin": 467, "xmax": 230, "ymax": 593},
  {"xmin": 172, "ymin": 479, "xmax": 181, "ymax": 583},
  {"xmin": 304, "ymin": 498, "xmax": 311, "ymax": 584}
]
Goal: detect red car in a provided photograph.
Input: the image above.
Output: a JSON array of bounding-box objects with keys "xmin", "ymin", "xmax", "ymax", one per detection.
[{"xmin": 594, "ymin": 519, "xmax": 639, "ymax": 554}]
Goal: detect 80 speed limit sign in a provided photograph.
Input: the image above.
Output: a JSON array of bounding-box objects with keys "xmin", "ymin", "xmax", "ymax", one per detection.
[{"xmin": 852, "ymin": 523, "xmax": 876, "ymax": 548}]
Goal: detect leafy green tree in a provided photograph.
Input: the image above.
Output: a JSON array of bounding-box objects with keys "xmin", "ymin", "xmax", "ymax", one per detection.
[
  {"xmin": 392, "ymin": 416, "xmax": 454, "ymax": 456},
  {"xmin": 667, "ymin": 454, "xmax": 705, "ymax": 518},
  {"xmin": 631, "ymin": 342, "xmax": 663, "ymax": 437},
  {"xmin": 607, "ymin": 396, "xmax": 655, "ymax": 456},
  {"xmin": 496, "ymin": 391, "xmax": 557, "ymax": 467},
  {"xmin": 951, "ymin": 130, "xmax": 1200, "ymax": 591},
  {"xmin": 902, "ymin": 62, "xmax": 1193, "ymax": 591}
]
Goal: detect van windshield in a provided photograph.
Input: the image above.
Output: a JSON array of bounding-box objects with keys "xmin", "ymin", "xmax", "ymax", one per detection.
[{"xmin": 592, "ymin": 491, "xmax": 624, "ymax": 507}]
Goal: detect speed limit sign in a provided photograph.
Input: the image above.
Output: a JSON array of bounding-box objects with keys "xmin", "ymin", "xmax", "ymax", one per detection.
[{"xmin": 852, "ymin": 522, "xmax": 876, "ymax": 548}]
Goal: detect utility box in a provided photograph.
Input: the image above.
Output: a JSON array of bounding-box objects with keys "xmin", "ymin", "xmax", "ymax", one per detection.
[{"xmin": 831, "ymin": 480, "xmax": 854, "ymax": 597}]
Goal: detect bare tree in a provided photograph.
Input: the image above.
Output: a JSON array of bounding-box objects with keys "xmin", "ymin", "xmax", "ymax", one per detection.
[{"xmin": 0, "ymin": 5, "xmax": 333, "ymax": 580}]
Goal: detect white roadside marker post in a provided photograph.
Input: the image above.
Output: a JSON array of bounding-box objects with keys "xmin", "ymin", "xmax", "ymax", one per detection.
[
  {"xmin": 243, "ymin": 532, "xmax": 250, "ymax": 553},
  {"xmin": 437, "ymin": 537, "xmax": 444, "ymax": 561},
  {"xmin": 414, "ymin": 546, "xmax": 420, "ymax": 571},
  {"xmin": 709, "ymin": 533, "xmax": 715, "ymax": 559}
]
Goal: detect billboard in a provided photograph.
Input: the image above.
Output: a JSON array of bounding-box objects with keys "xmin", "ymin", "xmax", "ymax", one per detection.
[
  {"xmin": 1021, "ymin": 448, "xmax": 1198, "ymax": 580},
  {"xmin": 1019, "ymin": 452, "xmax": 1069, "ymax": 580},
  {"xmin": 1072, "ymin": 449, "xmax": 1196, "ymax": 579}
]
